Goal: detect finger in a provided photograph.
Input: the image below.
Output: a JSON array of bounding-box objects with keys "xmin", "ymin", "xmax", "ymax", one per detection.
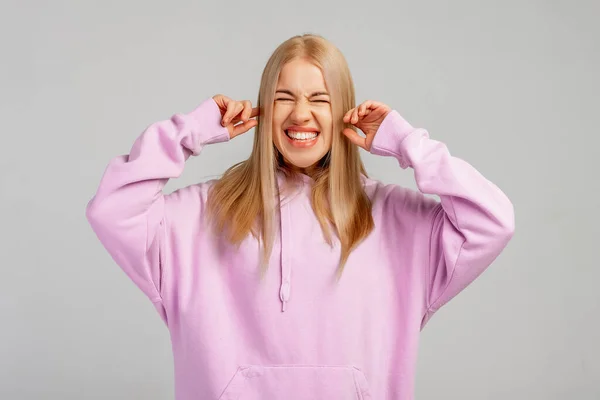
[
  {"xmin": 234, "ymin": 103, "xmax": 260, "ymax": 124},
  {"xmin": 362, "ymin": 100, "xmax": 387, "ymax": 116},
  {"xmin": 223, "ymin": 102, "xmax": 243, "ymax": 126},
  {"xmin": 371, "ymin": 102, "xmax": 390, "ymax": 116},
  {"xmin": 232, "ymin": 102, "xmax": 257, "ymax": 124},
  {"xmin": 343, "ymin": 109, "xmax": 350, "ymax": 122},
  {"xmin": 231, "ymin": 118, "xmax": 258, "ymax": 138},
  {"xmin": 358, "ymin": 102, "xmax": 370, "ymax": 116},
  {"xmin": 240, "ymin": 100, "xmax": 252, "ymax": 122},
  {"xmin": 222, "ymin": 101, "xmax": 235, "ymax": 126},
  {"xmin": 370, "ymin": 103, "xmax": 390, "ymax": 118},
  {"xmin": 351, "ymin": 108, "xmax": 360, "ymax": 124},
  {"xmin": 369, "ymin": 100, "xmax": 386, "ymax": 109},
  {"xmin": 343, "ymin": 108, "xmax": 355, "ymax": 123},
  {"xmin": 342, "ymin": 128, "xmax": 367, "ymax": 149},
  {"xmin": 213, "ymin": 94, "xmax": 229, "ymax": 110}
]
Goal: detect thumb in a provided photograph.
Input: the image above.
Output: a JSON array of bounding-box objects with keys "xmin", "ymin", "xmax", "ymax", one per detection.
[
  {"xmin": 230, "ymin": 119, "xmax": 258, "ymax": 139},
  {"xmin": 342, "ymin": 128, "xmax": 367, "ymax": 150}
]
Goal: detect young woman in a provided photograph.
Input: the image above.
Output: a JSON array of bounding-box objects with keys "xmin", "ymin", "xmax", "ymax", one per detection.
[{"xmin": 86, "ymin": 34, "xmax": 514, "ymax": 399}]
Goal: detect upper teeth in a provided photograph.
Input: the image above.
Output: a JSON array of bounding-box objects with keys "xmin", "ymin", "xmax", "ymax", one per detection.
[{"xmin": 287, "ymin": 130, "xmax": 318, "ymax": 139}]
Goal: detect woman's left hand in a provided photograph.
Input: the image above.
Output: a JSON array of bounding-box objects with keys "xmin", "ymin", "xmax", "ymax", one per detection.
[{"xmin": 342, "ymin": 100, "xmax": 392, "ymax": 151}]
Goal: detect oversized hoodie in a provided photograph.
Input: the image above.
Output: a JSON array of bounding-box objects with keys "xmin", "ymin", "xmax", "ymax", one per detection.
[{"xmin": 85, "ymin": 97, "xmax": 515, "ymax": 399}]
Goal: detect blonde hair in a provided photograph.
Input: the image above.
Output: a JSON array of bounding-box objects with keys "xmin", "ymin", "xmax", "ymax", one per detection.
[{"xmin": 205, "ymin": 33, "xmax": 374, "ymax": 280}]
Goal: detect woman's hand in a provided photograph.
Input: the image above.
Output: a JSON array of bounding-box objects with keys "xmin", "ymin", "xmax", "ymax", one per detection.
[
  {"xmin": 342, "ymin": 100, "xmax": 392, "ymax": 151},
  {"xmin": 212, "ymin": 94, "xmax": 260, "ymax": 138}
]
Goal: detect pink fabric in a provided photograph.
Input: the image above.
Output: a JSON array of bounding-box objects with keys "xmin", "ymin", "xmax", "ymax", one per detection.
[{"xmin": 86, "ymin": 97, "xmax": 514, "ymax": 399}]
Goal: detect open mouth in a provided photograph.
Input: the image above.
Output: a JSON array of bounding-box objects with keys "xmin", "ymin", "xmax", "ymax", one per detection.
[{"xmin": 285, "ymin": 130, "xmax": 320, "ymax": 141}]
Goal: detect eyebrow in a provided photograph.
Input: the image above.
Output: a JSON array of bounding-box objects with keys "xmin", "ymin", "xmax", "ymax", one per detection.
[{"xmin": 275, "ymin": 89, "xmax": 330, "ymax": 97}]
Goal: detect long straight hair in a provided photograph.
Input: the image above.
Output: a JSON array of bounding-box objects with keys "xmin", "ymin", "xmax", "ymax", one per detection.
[{"xmin": 205, "ymin": 34, "xmax": 374, "ymax": 280}]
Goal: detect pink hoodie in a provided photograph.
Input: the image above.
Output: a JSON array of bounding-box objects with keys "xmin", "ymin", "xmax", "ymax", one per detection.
[{"xmin": 86, "ymin": 97, "xmax": 514, "ymax": 399}]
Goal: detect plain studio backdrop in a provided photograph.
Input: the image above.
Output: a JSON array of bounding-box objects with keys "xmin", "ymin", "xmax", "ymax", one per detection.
[{"xmin": 1, "ymin": 0, "xmax": 598, "ymax": 399}]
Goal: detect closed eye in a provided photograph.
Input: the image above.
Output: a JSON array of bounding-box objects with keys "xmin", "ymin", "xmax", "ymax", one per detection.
[{"xmin": 275, "ymin": 98, "xmax": 329, "ymax": 103}]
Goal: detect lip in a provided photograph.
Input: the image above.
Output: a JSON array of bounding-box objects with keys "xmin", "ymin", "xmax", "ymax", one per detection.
[{"xmin": 285, "ymin": 126, "xmax": 320, "ymax": 133}]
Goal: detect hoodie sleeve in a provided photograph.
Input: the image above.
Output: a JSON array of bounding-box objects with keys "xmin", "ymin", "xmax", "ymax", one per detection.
[
  {"xmin": 85, "ymin": 97, "xmax": 230, "ymax": 315},
  {"xmin": 369, "ymin": 110, "xmax": 515, "ymax": 329}
]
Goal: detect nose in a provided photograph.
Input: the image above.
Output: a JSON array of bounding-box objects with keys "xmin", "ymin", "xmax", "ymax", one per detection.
[{"xmin": 289, "ymin": 100, "xmax": 312, "ymax": 124}]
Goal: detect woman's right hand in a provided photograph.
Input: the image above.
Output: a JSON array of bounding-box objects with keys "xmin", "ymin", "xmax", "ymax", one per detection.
[{"xmin": 212, "ymin": 94, "xmax": 260, "ymax": 139}]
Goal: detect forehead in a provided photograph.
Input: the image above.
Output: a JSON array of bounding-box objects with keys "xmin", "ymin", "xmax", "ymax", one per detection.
[{"xmin": 277, "ymin": 59, "xmax": 327, "ymax": 93}]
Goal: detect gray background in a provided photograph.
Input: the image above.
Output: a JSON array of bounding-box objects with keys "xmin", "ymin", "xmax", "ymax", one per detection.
[{"xmin": 1, "ymin": 0, "xmax": 598, "ymax": 398}]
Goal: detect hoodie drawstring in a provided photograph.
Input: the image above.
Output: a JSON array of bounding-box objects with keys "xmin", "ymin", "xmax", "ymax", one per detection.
[{"xmin": 278, "ymin": 181, "xmax": 292, "ymax": 312}]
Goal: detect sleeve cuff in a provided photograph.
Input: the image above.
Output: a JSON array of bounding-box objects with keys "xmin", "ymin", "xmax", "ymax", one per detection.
[
  {"xmin": 369, "ymin": 110, "xmax": 419, "ymax": 169},
  {"xmin": 183, "ymin": 97, "xmax": 231, "ymax": 155}
]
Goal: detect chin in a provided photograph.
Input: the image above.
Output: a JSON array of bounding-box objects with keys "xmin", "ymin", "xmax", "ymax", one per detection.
[
  {"xmin": 284, "ymin": 150, "xmax": 331, "ymax": 170},
  {"xmin": 282, "ymin": 145, "xmax": 327, "ymax": 166}
]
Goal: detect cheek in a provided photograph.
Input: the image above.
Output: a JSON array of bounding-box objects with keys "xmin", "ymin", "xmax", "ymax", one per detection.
[
  {"xmin": 271, "ymin": 128, "xmax": 282, "ymax": 148},
  {"xmin": 272, "ymin": 114, "xmax": 287, "ymax": 138},
  {"xmin": 318, "ymin": 115, "xmax": 334, "ymax": 143},
  {"xmin": 271, "ymin": 121, "xmax": 284, "ymax": 150},
  {"xmin": 323, "ymin": 130, "xmax": 334, "ymax": 147},
  {"xmin": 317, "ymin": 110, "xmax": 333, "ymax": 127},
  {"xmin": 271, "ymin": 112, "xmax": 284, "ymax": 133}
]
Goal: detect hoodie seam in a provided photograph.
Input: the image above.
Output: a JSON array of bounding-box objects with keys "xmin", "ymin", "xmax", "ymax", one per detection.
[
  {"xmin": 145, "ymin": 179, "xmax": 165, "ymax": 303},
  {"xmin": 423, "ymin": 198, "xmax": 464, "ymax": 316},
  {"xmin": 158, "ymin": 190, "xmax": 171, "ymax": 304}
]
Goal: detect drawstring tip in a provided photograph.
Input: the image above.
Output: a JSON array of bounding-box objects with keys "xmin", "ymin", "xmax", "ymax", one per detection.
[{"xmin": 279, "ymin": 282, "xmax": 290, "ymax": 312}]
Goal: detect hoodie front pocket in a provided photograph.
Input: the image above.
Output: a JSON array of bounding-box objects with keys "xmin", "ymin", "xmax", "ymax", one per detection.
[{"xmin": 218, "ymin": 365, "xmax": 372, "ymax": 400}]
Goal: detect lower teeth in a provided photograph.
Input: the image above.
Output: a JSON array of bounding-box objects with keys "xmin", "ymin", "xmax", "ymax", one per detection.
[{"xmin": 287, "ymin": 133, "xmax": 317, "ymax": 141}]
